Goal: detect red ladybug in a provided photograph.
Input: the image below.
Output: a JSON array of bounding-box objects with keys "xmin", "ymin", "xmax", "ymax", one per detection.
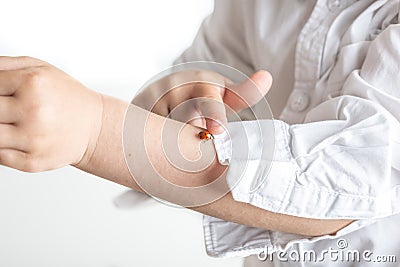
[{"xmin": 198, "ymin": 130, "xmax": 214, "ymax": 140}]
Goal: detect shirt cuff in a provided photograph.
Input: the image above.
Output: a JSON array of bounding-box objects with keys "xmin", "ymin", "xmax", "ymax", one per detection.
[
  {"xmin": 213, "ymin": 118, "xmax": 400, "ymax": 219},
  {"xmin": 206, "ymin": 119, "xmax": 378, "ymax": 258},
  {"xmin": 202, "ymin": 215, "xmax": 377, "ymax": 258},
  {"xmin": 213, "ymin": 119, "xmax": 299, "ymax": 214}
]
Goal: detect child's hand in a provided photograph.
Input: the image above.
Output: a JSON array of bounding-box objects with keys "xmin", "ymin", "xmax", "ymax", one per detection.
[
  {"xmin": 0, "ymin": 56, "xmax": 102, "ymax": 172},
  {"xmin": 133, "ymin": 69, "xmax": 272, "ymax": 134}
]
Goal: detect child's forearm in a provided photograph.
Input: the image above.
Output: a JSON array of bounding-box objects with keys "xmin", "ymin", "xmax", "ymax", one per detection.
[
  {"xmin": 74, "ymin": 94, "xmax": 225, "ymax": 191},
  {"xmin": 0, "ymin": 56, "xmax": 351, "ymax": 236},
  {"xmin": 75, "ymin": 94, "xmax": 352, "ymax": 237},
  {"xmin": 73, "ymin": 95, "xmax": 140, "ymax": 190}
]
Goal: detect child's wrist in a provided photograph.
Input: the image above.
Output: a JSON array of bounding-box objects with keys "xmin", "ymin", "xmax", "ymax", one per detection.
[
  {"xmin": 72, "ymin": 91, "xmax": 104, "ymax": 169},
  {"xmin": 73, "ymin": 94, "xmax": 133, "ymax": 187}
]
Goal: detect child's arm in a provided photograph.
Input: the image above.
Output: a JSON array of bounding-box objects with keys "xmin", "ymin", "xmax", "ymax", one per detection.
[
  {"xmin": 75, "ymin": 95, "xmax": 352, "ymax": 237},
  {"xmin": 0, "ymin": 56, "xmax": 352, "ymax": 236}
]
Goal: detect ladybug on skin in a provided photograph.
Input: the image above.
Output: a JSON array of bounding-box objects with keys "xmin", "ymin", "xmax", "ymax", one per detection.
[{"xmin": 198, "ymin": 130, "xmax": 214, "ymax": 140}]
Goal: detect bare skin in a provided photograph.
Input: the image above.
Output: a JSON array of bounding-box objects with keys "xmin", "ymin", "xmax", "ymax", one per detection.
[{"xmin": 0, "ymin": 56, "xmax": 352, "ymax": 236}]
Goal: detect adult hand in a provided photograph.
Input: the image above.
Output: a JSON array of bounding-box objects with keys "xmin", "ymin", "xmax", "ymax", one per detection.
[
  {"xmin": 133, "ymin": 69, "xmax": 272, "ymax": 134},
  {"xmin": 0, "ymin": 56, "xmax": 103, "ymax": 172}
]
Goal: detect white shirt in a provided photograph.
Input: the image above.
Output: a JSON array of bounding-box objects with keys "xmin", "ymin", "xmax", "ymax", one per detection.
[{"xmin": 175, "ymin": 0, "xmax": 400, "ymax": 266}]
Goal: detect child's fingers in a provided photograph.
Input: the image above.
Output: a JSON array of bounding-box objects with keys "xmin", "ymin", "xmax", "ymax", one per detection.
[
  {"xmin": 0, "ymin": 56, "xmax": 45, "ymax": 71},
  {"xmin": 0, "ymin": 70, "xmax": 21, "ymax": 96},
  {"xmin": 0, "ymin": 124, "xmax": 27, "ymax": 151},
  {"xmin": 0, "ymin": 148, "xmax": 34, "ymax": 172},
  {"xmin": 0, "ymin": 96, "xmax": 20, "ymax": 123}
]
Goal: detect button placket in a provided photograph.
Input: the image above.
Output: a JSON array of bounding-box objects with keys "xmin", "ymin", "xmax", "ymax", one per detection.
[
  {"xmin": 280, "ymin": 0, "xmax": 333, "ymax": 122},
  {"xmin": 290, "ymin": 91, "xmax": 310, "ymax": 112},
  {"xmin": 327, "ymin": 0, "xmax": 341, "ymax": 11}
]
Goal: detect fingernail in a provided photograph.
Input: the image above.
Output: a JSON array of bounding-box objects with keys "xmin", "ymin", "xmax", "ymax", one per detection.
[{"xmin": 208, "ymin": 121, "xmax": 224, "ymax": 134}]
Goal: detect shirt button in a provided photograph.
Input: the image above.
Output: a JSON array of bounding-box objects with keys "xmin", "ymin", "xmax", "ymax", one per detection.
[
  {"xmin": 328, "ymin": 0, "xmax": 341, "ymax": 11},
  {"xmin": 290, "ymin": 91, "xmax": 310, "ymax": 112}
]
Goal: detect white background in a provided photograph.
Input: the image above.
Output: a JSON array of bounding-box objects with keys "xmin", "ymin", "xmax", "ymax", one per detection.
[{"xmin": 0, "ymin": 1, "xmax": 243, "ymax": 266}]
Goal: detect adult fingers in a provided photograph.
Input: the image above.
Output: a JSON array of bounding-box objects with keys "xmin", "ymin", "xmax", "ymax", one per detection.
[
  {"xmin": 196, "ymin": 97, "xmax": 227, "ymax": 134},
  {"xmin": 190, "ymin": 83, "xmax": 227, "ymax": 134},
  {"xmin": 169, "ymin": 107, "xmax": 206, "ymax": 129},
  {"xmin": 223, "ymin": 70, "xmax": 273, "ymax": 112}
]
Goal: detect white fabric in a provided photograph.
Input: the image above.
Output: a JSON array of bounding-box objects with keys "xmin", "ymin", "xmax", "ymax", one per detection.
[
  {"xmin": 212, "ymin": 130, "xmax": 232, "ymax": 166},
  {"xmin": 175, "ymin": 0, "xmax": 400, "ymax": 265}
]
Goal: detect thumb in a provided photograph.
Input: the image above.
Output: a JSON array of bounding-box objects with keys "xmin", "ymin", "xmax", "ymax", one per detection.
[{"xmin": 223, "ymin": 70, "xmax": 272, "ymax": 112}]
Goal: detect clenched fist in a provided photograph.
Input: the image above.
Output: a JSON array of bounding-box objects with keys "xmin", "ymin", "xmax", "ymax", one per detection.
[{"xmin": 0, "ymin": 56, "xmax": 103, "ymax": 172}]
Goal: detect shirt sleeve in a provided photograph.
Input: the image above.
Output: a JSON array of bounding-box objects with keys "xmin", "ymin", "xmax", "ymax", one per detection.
[
  {"xmin": 205, "ymin": 25, "xmax": 400, "ymax": 257},
  {"xmin": 224, "ymin": 24, "xmax": 400, "ymax": 219},
  {"xmin": 172, "ymin": 0, "xmax": 400, "ymax": 259}
]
